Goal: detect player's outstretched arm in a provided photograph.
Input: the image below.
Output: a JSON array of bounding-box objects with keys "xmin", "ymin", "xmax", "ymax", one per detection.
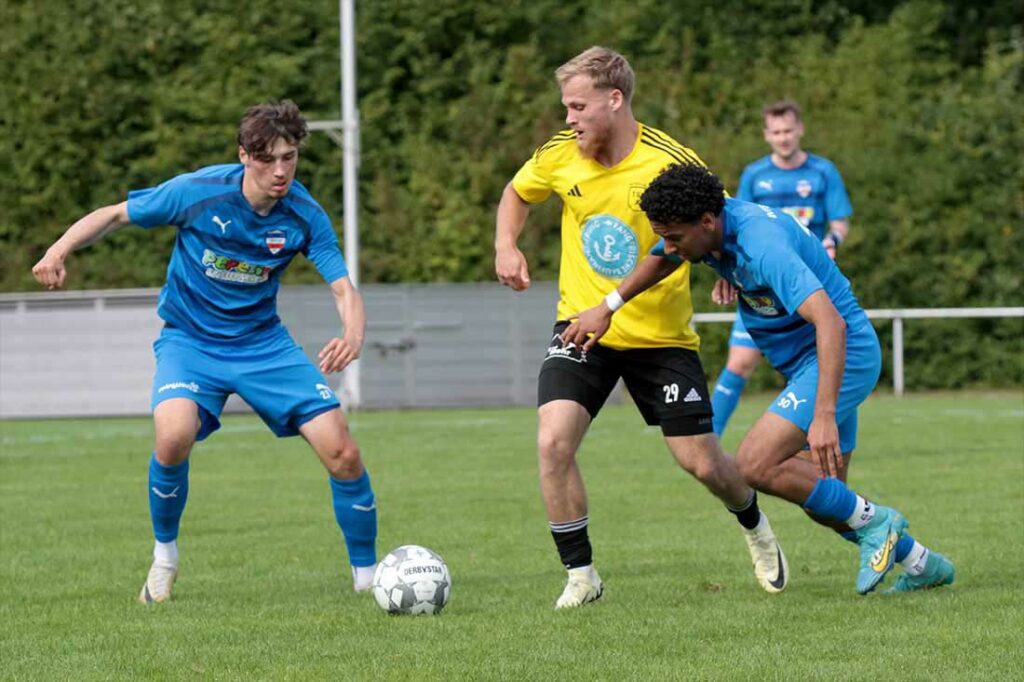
[
  {"xmin": 32, "ymin": 201, "xmax": 131, "ymax": 290},
  {"xmin": 494, "ymin": 182, "xmax": 532, "ymax": 292},
  {"xmin": 318, "ymin": 276, "xmax": 365, "ymax": 374},
  {"xmin": 561, "ymin": 255, "xmax": 680, "ymax": 350},
  {"xmin": 796, "ymin": 290, "xmax": 847, "ymax": 477}
]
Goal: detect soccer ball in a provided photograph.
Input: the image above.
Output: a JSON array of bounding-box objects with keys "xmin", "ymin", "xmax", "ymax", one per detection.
[{"xmin": 371, "ymin": 545, "xmax": 451, "ymax": 615}]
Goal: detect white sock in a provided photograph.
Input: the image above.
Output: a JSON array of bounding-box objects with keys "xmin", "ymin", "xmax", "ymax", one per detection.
[
  {"xmin": 568, "ymin": 564, "xmax": 597, "ymax": 579},
  {"xmin": 352, "ymin": 564, "xmax": 375, "ymax": 590},
  {"xmin": 154, "ymin": 540, "xmax": 178, "ymax": 566},
  {"xmin": 845, "ymin": 495, "xmax": 876, "ymax": 530},
  {"xmin": 902, "ymin": 542, "xmax": 930, "ymax": 576}
]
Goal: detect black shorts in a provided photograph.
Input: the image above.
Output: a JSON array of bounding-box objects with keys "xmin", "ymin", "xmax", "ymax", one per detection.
[{"xmin": 537, "ymin": 322, "xmax": 714, "ymax": 437}]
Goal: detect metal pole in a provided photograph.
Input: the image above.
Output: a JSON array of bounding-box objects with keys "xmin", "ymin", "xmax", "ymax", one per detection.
[
  {"xmin": 892, "ymin": 316, "xmax": 904, "ymax": 397},
  {"xmin": 340, "ymin": 0, "xmax": 361, "ymax": 408}
]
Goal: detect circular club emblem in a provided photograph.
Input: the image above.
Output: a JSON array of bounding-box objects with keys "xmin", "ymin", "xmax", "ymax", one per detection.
[{"xmin": 581, "ymin": 214, "xmax": 639, "ymax": 278}]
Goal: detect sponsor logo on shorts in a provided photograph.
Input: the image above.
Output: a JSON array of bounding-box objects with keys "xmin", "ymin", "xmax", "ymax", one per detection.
[
  {"xmin": 315, "ymin": 383, "xmax": 334, "ymax": 400},
  {"xmin": 776, "ymin": 391, "xmax": 807, "ymax": 410},
  {"xmin": 544, "ymin": 333, "xmax": 587, "ymax": 364},
  {"xmin": 581, "ymin": 214, "xmax": 638, "ymax": 278},
  {"xmin": 202, "ymin": 249, "xmax": 273, "ymax": 284},
  {"xmin": 158, "ymin": 381, "xmax": 199, "ymax": 394}
]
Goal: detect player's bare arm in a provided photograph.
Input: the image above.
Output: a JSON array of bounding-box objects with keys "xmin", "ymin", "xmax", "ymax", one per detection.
[
  {"xmin": 494, "ymin": 182, "xmax": 532, "ymax": 291},
  {"xmin": 822, "ymin": 218, "xmax": 849, "ymax": 260},
  {"xmin": 32, "ymin": 201, "xmax": 132, "ymax": 290},
  {"xmin": 561, "ymin": 255, "xmax": 680, "ymax": 350},
  {"xmin": 796, "ymin": 289, "xmax": 847, "ymax": 477},
  {"xmin": 318, "ymin": 276, "xmax": 365, "ymax": 374}
]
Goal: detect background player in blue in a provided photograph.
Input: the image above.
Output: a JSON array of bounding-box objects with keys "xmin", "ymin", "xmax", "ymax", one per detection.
[
  {"xmin": 712, "ymin": 99, "xmax": 853, "ymax": 436},
  {"xmin": 31, "ymin": 101, "xmax": 379, "ymax": 603},
  {"xmin": 563, "ymin": 164, "xmax": 954, "ymax": 594}
]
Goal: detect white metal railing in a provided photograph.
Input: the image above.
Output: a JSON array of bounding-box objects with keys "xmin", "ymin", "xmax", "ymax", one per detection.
[
  {"xmin": 2, "ymin": 287, "xmax": 1020, "ymax": 399},
  {"xmin": 694, "ymin": 306, "xmax": 1024, "ymax": 396}
]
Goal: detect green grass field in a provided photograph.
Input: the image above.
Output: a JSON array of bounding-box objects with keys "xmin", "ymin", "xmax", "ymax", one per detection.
[{"xmin": 2, "ymin": 392, "xmax": 1022, "ymax": 680}]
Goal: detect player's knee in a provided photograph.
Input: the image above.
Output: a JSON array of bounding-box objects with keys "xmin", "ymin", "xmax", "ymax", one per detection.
[
  {"xmin": 726, "ymin": 355, "xmax": 759, "ymax": 378},
  {"xmin": 321, "ymin": 439, "xmax": 362, "ymax": 479},
  {"xmin": 537, "ymin": 431, "xmax": 576, "ymax": 473},
  {"xmin": 153, "ymin": 436, "xmax": 192, "ymax": 466},
  {"xmin": 736, "ymin": 451, "xmax": 772, "ymax": 490}
]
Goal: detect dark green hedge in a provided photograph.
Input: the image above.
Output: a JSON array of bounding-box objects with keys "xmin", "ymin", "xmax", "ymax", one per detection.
[{"xmin": 3, "ymin": 0, "xmax": 1021, "ymax": 387}]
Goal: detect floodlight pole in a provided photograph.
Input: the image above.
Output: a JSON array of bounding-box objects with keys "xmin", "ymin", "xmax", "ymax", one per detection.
[{"xmin": 309, "ymin": 0, "xmax": 361, "ymax": 409}]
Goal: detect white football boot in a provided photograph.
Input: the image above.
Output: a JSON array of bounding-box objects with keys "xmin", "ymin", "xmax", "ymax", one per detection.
[
  {"xmin": 742, "ymin": 512, "xmax": 789, "ymax": 593},
  {"xmin": 555, "ymin": 565, "xmax": 604, "ymax": 609},
  {"xmin": 138, "ymin": 559, "xmax": 178, "ymax": 604}
]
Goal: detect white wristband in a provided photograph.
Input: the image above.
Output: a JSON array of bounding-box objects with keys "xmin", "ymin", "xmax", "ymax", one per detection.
[{"xmin": 604, "ymin": 290, "xmax": 625, "ymax": 312}]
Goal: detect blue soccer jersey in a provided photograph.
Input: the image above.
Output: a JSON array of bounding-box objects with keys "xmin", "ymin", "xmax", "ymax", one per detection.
[
  {"xmin": 654, "ymin": 198, "xmax": 869, "ymax": 377},
  {"xmin": 127, "ymin": 164, "xmax": 348, "ymax": 340},
  {"xmin": 737, "ymin": 153, "xmax": 852, "ymax": 239}
]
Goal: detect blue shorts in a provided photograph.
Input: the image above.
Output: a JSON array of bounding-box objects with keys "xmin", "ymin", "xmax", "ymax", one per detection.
[
  {"xmin": 728, "ymin": 316, "xmax": 759, "ymax": 349},
  {"xmin": 151, "ymin": 325, "xmax": 340, "ymax": 440},
  {"xmin": 767, "ymin": 323, "xmax": 882, "ymax": 453}
]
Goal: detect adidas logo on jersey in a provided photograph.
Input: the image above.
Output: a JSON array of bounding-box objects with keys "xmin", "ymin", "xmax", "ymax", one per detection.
[
  {"xmin": 567, "ymin": 184, "xmax": 583, "ymax": 197},
  {"xmin": 683, "ymin": 388, "xmax": 702, "ymax": 402}
]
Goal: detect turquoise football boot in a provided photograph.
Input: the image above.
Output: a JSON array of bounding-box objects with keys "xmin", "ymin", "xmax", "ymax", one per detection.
[
  {"xmin": 854, "ymin": 505, "xmax": 908, "ymax": 595},
  {"xmin": 884, "ymin": 552, "xmax": 955, "ymax": 593}
]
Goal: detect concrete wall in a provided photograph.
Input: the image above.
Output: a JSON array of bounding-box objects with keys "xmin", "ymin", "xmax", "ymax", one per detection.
[{"xmin": 0, "ymin": 283, "xmax": 564, "ymax": 418}]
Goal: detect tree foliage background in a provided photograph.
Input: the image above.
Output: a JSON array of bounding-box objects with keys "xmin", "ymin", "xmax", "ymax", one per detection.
[{"xmin": 3, "ymin": 0, "xmax": 1021, "ymax": 387}]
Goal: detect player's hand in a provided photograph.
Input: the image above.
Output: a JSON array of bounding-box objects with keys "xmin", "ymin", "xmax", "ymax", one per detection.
[
  {"xmin": 318, "ymin": 336, "xmax": 361, "ymax": 373},
  {"xmin": 807, "ymin": 413, "xmax": 842, "ymax": 477},
  {"xmin": 712, "ymin": 277, "xmax": 738, "ymax": 305},
  {"xmin": 495, "ymin": 246, "xmax": 531, "ymax": 291},
  {"xmin": 561, "ymin": 304, "xmax": 613, "ymax": 351},
  {"xmin": 822, "ymin": 237, "xmax": 838, "ymax": 261},
  {"xmin": 32, "ymin": 249, "xmax": 68, "ymax": 290}
]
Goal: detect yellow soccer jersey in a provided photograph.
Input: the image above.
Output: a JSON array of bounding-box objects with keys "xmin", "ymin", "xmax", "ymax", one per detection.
[{"xmin": 512, "ymin": 123, "xmax": 705, "ymax": 351}]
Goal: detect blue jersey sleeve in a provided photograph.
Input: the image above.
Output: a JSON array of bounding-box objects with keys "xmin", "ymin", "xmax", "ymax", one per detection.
[
  {"xmin": 126, "ymin": 174, "xmax": 194, "ymax": 229},
  {"xmin": 823, "ymin": 162, "xmax": 852, "ymax": 221},
  {"xmin": 748, "ymin": 233, "xmax": 824, "ymax": 316},
  {"xmin": 649, "ymin": 239, "xmax": 685, "ymax": 264},
  {"xmin": 736, "ymin": 166, "xmax": 755, "ymax": 202},
  {"xmin": 304, "ymin": 209, "xmax": 349, "ymax": 283}
]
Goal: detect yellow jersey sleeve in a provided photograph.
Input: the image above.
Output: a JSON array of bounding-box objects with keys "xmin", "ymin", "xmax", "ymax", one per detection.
[{"xmin": 512, "ymin": 131, "xmax": 576, "ymax": 204}]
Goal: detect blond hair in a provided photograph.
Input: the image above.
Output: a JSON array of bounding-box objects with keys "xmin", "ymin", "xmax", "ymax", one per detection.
[{"xmin": 555, "ymin": 46, "xmax": 635, "ymax": 103}]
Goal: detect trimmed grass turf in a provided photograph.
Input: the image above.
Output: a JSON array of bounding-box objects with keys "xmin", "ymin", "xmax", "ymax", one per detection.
[{"xmin": 1, "ymin": 392, "xmax": 1022, "ymax": 680}]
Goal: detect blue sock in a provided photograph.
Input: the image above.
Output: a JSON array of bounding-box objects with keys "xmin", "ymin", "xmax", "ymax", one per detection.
[
  {"xmin": 148, "ymin": 454, "xmax": 189, "ymax": 543},
  {"xmin": 711, "ymin": 368, "xmax": 747, "ymax": 436},
  {"xmin": 803, "ymin": 478, "xmax": 858, "ymax": 523},
  {"xmin": 894, "ymin": 532, "xmax": 916, "ymax": 562},
  {"xmin": 840, "ymin": 530, "xmax": 858, "ymax": 544},
  {"xmin": 329, "ymin": 470, "xmax": 377, "ymax": 567}
]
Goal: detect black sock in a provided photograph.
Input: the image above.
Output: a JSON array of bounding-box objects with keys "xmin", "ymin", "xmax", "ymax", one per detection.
[
  {"xmin": 728, "ymin": 491, "xmax": 762, "ymax": 530},
  {"xmin": 550, "ymin": 516, "xmax": 592, "ymax": 569}
]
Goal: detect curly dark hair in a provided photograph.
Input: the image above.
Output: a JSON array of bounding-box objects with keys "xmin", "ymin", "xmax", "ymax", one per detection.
[
  {"xmin": 237, "ymin": 100, "xmax": 308, "ymax": 155},
  {"xmin": 639, "ymin": 163, "xmax": 725, "ymax": 225}
]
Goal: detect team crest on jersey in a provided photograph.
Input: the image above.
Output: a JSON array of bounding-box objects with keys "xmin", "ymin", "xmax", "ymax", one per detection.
[
  {"xmin": 627, "ymin": 184, "xmax": 647, "ymax": 211},
  {"xmin": 581, "ymin": 214, "xmax": 639, "ymax": 278},
  {"xmin": 796, "ymin": 179, "xmax": 813, "ymax": 198},
  {"xmin": 741, "ymin": 293, "xmax": 783, "ymax": 317},
  {"xmin": 265, "ymin": 230, "xmax": 287, "ymax": 255}
]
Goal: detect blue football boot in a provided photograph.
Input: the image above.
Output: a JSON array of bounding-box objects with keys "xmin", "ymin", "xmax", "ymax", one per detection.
[
  {"xmin": 884, "ymin": 552, "xmax": 955, "ymax": 594},
  {"xmin": 854, "ymin": 505, "xmax": 908, "ymax": 595}
]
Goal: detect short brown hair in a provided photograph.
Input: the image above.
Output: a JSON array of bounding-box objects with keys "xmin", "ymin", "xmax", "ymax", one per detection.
[
  {"xmin": 555, "ymin": 46, "xmax": 635, "ymax": 103},
  {"xmin": 237, "ymin": 100, "xmax": 308, "ymax": 155},
  {"xmin": 762, "ymin": 99, "xmax": 802, "ymax": 124}
]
